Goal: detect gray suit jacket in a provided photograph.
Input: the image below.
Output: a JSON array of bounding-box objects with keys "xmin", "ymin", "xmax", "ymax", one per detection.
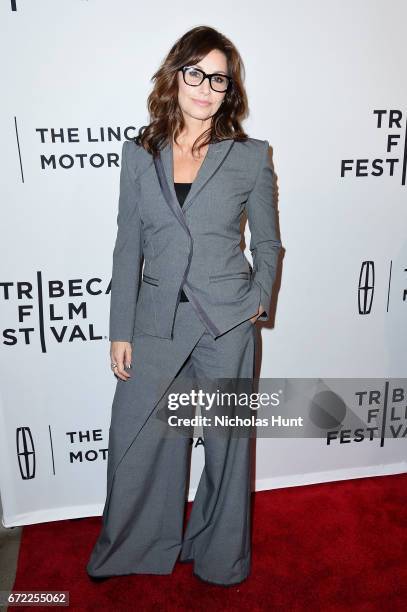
[{"xmin": 109, "ymin": 137, "xmax": 282, "ymax": 341}]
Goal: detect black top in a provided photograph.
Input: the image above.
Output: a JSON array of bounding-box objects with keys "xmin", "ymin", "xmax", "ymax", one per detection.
[
  {"xmin": 174, "ymin": 182, "xmax": 192, "ymax": 302},
  {"xmin": 174, "ymin": 182, "xmax": 192, "ymax": 207}
]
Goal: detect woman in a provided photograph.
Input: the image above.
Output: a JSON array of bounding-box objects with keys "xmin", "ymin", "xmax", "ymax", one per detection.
[{"xmin": 86, "ymin": 25, "xmax": 281, "ymax": 586}]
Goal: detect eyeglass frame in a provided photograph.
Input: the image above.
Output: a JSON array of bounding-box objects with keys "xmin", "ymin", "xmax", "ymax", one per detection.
[{"xmin": 178, "ymin": 66, "xmax": 233, "ymax": 93}]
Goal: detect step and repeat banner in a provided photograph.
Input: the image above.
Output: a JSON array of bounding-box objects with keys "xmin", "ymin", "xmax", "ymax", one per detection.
[{"xmin": 1, "ymin": 0, "xmax": 406, "ymax": 526}]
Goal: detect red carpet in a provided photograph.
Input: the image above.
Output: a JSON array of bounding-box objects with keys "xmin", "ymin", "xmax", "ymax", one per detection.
[{"xmin": 11, "ymin": 473, "xmax": 407, "ymax": 611}]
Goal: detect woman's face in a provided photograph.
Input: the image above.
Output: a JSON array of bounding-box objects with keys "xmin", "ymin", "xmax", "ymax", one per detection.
[{"xmin": 177, "ymin": 49, "xmax": 228, "ymax": 123}]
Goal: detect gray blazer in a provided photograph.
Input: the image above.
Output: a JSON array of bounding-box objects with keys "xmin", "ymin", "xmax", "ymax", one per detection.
[{"xmin": 109, "ymin": 137, "xmax": 282, "ymax": 341}]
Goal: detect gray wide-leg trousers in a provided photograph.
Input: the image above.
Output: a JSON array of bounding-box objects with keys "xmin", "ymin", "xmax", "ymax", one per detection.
[{"xmin": 86, "ymin": 301, "xmax": 256, "ymax": 586}]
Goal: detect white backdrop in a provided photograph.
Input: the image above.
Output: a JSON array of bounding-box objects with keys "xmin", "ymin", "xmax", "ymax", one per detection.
[{"xmin": 1, "ymin": 0, "xmax": 406, "ymax": 527}]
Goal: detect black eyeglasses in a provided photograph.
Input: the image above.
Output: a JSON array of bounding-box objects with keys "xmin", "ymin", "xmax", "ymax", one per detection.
[{"xmin": 178, "ymin": 66, "xmax": 233, "ymax": 93}]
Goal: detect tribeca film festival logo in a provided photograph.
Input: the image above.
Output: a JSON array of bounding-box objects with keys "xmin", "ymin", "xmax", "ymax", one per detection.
[
  {"xmin": 341, "ymin": 109, "xmax": 407, "ymax": 185},
  {"xmin": 1, "ymin": 271, "xmax": 109, "ymax": 352},
  {"xmin": 323, "ymin": 381, "xmax": 407, "ymax": 446}
]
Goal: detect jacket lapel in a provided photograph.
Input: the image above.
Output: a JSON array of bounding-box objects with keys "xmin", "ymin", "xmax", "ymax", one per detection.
[{"xmin": 159, "ymin": 138, "xmax": 235, "ymax": 214}]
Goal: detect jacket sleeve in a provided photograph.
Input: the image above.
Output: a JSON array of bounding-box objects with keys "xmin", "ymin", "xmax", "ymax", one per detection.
[
  {"xmin": 245, "ymin": 139, "xmax": 282, "ymax": 321},
  {"xmin": 109, "ymin": 140, "xmax": 143, "ymax": 342}
]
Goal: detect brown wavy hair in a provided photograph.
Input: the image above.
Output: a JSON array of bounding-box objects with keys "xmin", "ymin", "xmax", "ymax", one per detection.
[{"xmin": 134, "ymin": 25, "xmax": 250, "ymax": 158}]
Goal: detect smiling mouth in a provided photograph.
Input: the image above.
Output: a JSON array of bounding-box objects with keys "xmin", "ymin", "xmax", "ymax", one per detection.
[{"xmin": 192, "ymin": 99, "xmax": 211, "ymax": 106}]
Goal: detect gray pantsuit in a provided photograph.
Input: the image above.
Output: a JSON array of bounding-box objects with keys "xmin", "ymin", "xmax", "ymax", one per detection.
[
  {"xmin": 86, "ymin": 136, "xmax": 281, "ymax": 585},
  {"xmin": 87, "ymin": 301, "xmax": 257, "ymax": 585}
]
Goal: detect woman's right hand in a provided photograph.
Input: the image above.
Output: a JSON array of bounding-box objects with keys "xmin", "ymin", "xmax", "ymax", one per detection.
[{"xmin": 110, "ymin": 341, "xmax": 132, "ymax": 381}]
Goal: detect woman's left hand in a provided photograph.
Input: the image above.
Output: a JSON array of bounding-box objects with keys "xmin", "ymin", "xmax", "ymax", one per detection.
[{"xmin": 250, "ymin": 303, "xmax": 266, "ymax": 324}]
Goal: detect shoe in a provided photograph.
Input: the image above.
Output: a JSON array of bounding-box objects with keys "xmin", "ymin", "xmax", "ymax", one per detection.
[
  {"xmin": 179, "ymin": 558, "xmax": 193, "ymax": 563},
  {"xmin": 193, "ymin": 570, "xmax": 248, "ymax": 587},
  {"xmin": 88, "ymin": 574, "xmax": 111, "ymax": 582}
]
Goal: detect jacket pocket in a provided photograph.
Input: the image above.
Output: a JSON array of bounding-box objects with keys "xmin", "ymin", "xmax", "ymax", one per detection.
[
  {"xmin": 209, "ymin": 271, "xmax": 250, "ymax": 283},
  {"xmin": 142, "ymin": 273, "xmax": 159, "ymax": 286}
]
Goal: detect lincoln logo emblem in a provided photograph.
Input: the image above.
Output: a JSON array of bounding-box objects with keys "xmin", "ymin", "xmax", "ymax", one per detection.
[
  {"xmin": 358, "ymin": 261, "xmax": 375, "ymax": 315},
  {"xmin": 16, "ymin": 427, "xmax": 36, "ymax": 480}
]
